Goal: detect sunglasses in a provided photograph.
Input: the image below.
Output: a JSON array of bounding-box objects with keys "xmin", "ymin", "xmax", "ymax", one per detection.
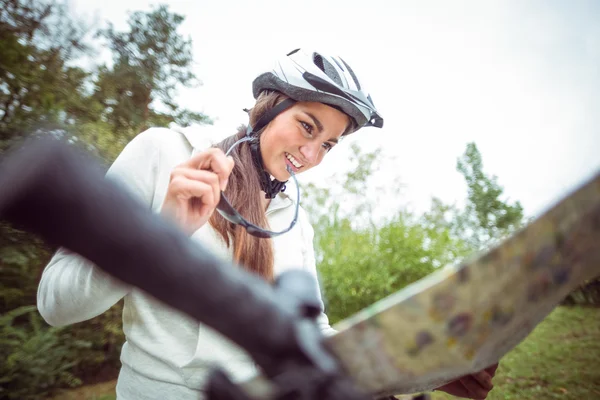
[{"xmin": 215, "ymin": 137, "xmax": 300, "ymax": 239}]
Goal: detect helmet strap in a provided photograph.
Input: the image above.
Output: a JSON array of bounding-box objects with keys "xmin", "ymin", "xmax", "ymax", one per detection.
[
  {"xmin": 245, "ymin": 98, "xmax": 297, "ymax": 136},
  {"xmin": 249, "ymin": 140, "xmax": 287, "ymax": 199},
  {"xmin": 246, "ymin": 98, "xmax": 296, "ymax": 199}
]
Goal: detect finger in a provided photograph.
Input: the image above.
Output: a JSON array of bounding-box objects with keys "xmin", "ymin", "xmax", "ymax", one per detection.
[
  {"xmin": 459, "ymin": 376, "xmax": 490, "ymax": 400},
  {"xmin": 200, "ymin": 151, "xmax": 234, "ymax": 191},
  {"xmin": 471, "ymin": 370, "xmax": 494, "ymax": 391},
  {"xmin": 224, "ymin": 156, "xmax": 234, "ymax": 189},
  {"xmin": 438, "ymin": 380, "xmax": 471, "ymax": 398},
  {"xmin": 184, "ymin": 148, "xmax": 234, "ymax": 190},
  {"xmin": 170, "ymin": 177, "xmax": 216, "ymax": 207},
  {"xmin": 485, "ymin": 363, "xmax": 499, "ymax": 377},
  {"xmin": 173, "ymin": 169, "xmax": 220, "ymax": 206},
  {"xmin": 182, "ymin": 148, "xmax": 222, "ymax": 168},
  {"xmin": 190, "ymin": 197, "xmax": 214, "ymax": 218}
]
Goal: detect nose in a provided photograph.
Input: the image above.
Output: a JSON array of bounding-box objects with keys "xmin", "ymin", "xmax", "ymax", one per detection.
[{"xmin": 299, "ymin": 142, "xmax": 323, "ymax": 166}]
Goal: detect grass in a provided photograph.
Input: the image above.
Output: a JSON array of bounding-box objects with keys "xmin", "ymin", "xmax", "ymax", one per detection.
[
  {"xmin": 50, "ymin": 306, "xmax": 600, "ymax": 400},
  {"xmin": 49, "ymin": 380, "xmax": 117, "ymax": 400},
  {"xmin": 428, "ymin": 306, "xmax": 600, "ymax": 400}
]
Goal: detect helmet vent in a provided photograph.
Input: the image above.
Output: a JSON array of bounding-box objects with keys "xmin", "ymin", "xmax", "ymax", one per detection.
[
  {"xmin": 339, "ymin": 58, "xmax": 361, "ymax": 90},
  {"xmin": 313, "ymin": 53, "xmax": 343, "ymax": 87}
]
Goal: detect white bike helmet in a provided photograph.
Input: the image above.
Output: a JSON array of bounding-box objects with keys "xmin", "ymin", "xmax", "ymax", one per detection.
[{"xmin": 252, "ymin": 48, "xmax": 384, "ymax": 132}]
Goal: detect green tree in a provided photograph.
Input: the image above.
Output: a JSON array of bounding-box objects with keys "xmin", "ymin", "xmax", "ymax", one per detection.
[
  {"xmin": 0, "ymin": 0, "xmax": 94, "ymax": 317},
  {"xmin": 0, "ymin": 3, "xmax": 213, "ymax": 396},
  {"xmin": 0, "ymin": 0, "xmax": 93, "ymax": 315},
  {"xmin": 304, "ymin": 145, "xmax": 466, "ymax": 323},
  {"xmin": 302, "ymin": 142, "xmax": 387, "ymax": 237},
  {"xmin": 454, "ymin": 142, "xmax": 525, "ymax": 250},
  {"xmin": 0, "ymin": 0, "xmax": 91, "ymax": 150},
  {"xmin": 419, "ymin": 197, "xmax": 474, "ymax": 266},
  {"xmin": 94, "ymin": 4, "xmax": 210, "ymax": 137},
  {"xmin": 309, "ymin": 142, "xmax": 529, "ymax": 323}
]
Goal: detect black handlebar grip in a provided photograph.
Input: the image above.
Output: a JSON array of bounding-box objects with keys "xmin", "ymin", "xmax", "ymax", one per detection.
[{"xmin": 0, "ymin": 137, "xmax": 308, "ymax": 374}]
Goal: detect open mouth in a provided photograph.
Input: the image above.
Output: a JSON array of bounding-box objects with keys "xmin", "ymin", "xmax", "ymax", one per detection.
[{"xmin": 285, "ymin": 152, "xmax": 303, "ymax": 171}]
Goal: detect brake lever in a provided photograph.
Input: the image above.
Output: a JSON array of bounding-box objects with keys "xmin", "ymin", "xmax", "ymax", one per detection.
[{"xmin": 206, "ymin": 270, "xmax": 370, "ymax": 400}]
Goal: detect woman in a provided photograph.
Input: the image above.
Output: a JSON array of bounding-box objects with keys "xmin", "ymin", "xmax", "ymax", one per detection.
[{"xmin": 37, "ymin": 49, "xmax": 497, "ymax": 399}]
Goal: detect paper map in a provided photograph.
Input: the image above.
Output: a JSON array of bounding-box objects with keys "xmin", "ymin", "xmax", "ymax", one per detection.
[{"xmin": 243, "ymin": 170, "xmax": 600, "ymax": 398}]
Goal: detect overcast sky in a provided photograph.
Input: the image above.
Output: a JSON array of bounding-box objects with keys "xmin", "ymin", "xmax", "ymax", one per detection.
[{"xmin": 72, "ymin": 0, "xmax": 600, "ymax": 219}]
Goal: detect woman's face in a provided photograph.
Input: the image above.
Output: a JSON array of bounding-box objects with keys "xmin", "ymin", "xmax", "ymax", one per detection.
[{"xmin": 260, "ymin": 101, "xmax": 350, "ymax": 181}]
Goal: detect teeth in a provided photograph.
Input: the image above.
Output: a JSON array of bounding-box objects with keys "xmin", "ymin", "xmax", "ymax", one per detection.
[{"xmin": 286, "ymin": 153, "xmax": 303, "ymax": 169}]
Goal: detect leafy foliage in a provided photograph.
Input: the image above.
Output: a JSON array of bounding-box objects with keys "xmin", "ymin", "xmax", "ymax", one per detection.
[
  {"xmin": 455, "ymin": 142, "xmax": 525, "ymax": 250},
  {"xmin": 94, "ymin": 4, "xmax": 211, "ymax": 137},
  {"xmin": 0, "ymin": 0, "xmax": 91, "ymax": 150},
  {"xmin": 307, "ymin": 142, "xmax": 527, "ymax": 324},
  {"xmin": 0, "ymin": 306, "xmax": 89, "ymax": 400},
  {"xmin": 317, "ymin": 211, "xmax": 460, "ymax": 323},
  {"xmin": 0, "ymin": 223, "xmax": 52, "ymax": 314}
]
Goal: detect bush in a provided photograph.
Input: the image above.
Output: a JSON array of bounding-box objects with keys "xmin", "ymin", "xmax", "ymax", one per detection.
[
  {"xmin": 1, "ymin": 222, "xmax": 124, "ymax": 397},
  {"xmin": 317, "ymin": 212, "xmax": 465, "ymax": 324},
  {"xmin": 0, "ymin": 306, "xmax": 91, "ymax": 400}
]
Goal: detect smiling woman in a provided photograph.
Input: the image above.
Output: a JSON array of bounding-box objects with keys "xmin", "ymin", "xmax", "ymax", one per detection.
[
  {"xmin": 259, "ymin": 99, "xmax": 350, "ymax": 178},
  {"xmin": 35, "ymin": 48, "xmax": 495, "ymax": 400},
  {"xmin": 35, "ymin": 48, "xmax": 383, "ymax": 400}
]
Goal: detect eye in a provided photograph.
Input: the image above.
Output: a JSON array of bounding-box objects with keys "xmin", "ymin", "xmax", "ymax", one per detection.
[
  {"xmin": 321, "ymin": 142, "xmax": 333, "ymax": 152},
  {"xmin": 300, "ymin": 121, "xmax": 313, "ymax": 135}
]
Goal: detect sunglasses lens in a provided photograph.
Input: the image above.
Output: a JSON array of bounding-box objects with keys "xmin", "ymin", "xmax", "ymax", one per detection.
[
  {"xmin": 216, "ymin": 197, "xmax": 240, "ymax": 222},
  {"xmin": 216, "ymin": 209, "xmax": 235, "ymax": 224},
  {"xmin": 247, "ymin": 226, "xmax": 271, "ymax": 239}
]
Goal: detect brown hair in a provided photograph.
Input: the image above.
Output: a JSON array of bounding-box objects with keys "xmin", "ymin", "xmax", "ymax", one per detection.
[{"xmin": 208, "ymin": 91, "xmax": 291, "ymax": 281}]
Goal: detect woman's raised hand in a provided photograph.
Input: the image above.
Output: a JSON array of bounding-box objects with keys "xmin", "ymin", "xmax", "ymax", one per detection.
[{"xmin": 160, "ymin": 148, "xmax": 234, "ymax": 235}]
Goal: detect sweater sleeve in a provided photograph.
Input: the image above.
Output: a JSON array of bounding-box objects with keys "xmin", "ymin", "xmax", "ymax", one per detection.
[
  {"xmin": 298, "ymin": 207, "xmax": 338, "ymax": 337},
  {"xmin": 37, "ymin": 128, "xmax": 162, "ymax": 327}
]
